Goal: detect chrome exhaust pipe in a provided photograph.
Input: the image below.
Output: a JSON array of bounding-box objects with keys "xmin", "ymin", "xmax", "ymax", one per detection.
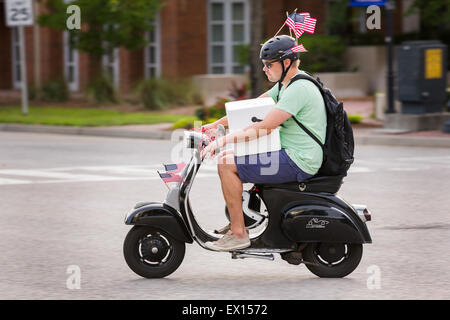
[{"xmin": 231, "ymin": 253, "xmax": 275, "ymax": 261}]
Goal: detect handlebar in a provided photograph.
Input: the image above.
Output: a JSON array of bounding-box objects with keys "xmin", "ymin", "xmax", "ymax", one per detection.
[{"xmin": 184, "ymin": 124, "xmax": 226, "ymax": 159}]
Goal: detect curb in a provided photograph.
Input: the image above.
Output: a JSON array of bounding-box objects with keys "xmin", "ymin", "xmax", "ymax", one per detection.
[
  {"xmin": 354, "ymin": 135, "xmax": 450, "ymax": 148},
  {"xmin": 0, "ymin": 123, "xmax": 173, "ymax": 140},
  {"xmin": 1, "ymin": 123, "xmax": 450, "ymax": 148}
]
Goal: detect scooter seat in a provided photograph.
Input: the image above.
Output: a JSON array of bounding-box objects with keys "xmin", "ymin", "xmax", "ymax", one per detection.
[{"xmin": 259, "ymin": 175, "xmax": 344, "ymax": 194}]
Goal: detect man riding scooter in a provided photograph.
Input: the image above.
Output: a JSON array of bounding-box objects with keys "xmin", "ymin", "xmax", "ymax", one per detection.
[{"xmin": 200, "ymin": 35, "xmax": 327, "ymax": 251}]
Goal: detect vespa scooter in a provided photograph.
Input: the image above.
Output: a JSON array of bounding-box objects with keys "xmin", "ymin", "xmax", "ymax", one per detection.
[{"xmin": 123, "ymin": 126, "xmax": 372, "ymax": 278}]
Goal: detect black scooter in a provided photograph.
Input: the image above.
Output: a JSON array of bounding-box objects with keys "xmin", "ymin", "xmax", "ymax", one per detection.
[{"xmin": 123, "ymin": 126, "xmax": 372, "ymax": 278}]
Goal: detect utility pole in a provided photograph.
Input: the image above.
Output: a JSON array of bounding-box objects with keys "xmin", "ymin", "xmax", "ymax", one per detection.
[{"xmin": 385, "ymin": 0, "xmax": 395, "ymax": 113}]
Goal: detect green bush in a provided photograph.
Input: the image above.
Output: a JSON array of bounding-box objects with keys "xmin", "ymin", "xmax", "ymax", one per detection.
[
  {"xmin": 28, "ymin": 84, "xmax": 39, "ymax": 101},
  {"xmin": 164, "ymin": 77, "xmax": 204, "ymax": 106},
  {"xmin": 206, "ymin": 117, "xmax": 219, "ymax": 124},
  {"xmin": 135, "ymin": 77, "xmax": 203, "ymax": 110},
  {"xmin": 136, "ymin": 78, "xmax": 167, "ymax": 110},
  {"xmin": 348, "ymin": 114, "xmax": 363, "ymax": 124},
  {"xmin": 195, "ymin": 98, "xmax": 229, "ymax": 121},
  {"xmin": 41, "ymin": 78, "xmax": 69, "ymax": 102},
  {"xmin": 86, "ymin": 74, "xmax": 118, "ymax": 105},
  {"xmin": 171, "ymin": 116, "xmax": 199, "ymax": 130},
  {"xmin": 300, "ymin": 35, "xmax": 348, "ymax": 73}
]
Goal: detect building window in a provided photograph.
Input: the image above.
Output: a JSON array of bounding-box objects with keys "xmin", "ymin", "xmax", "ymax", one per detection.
[
  {"xmin": 102, "ymin": 47, "xmax": 120, "ymax": 88},
  {"xmin": 145, "ymin": 14, "xmax": 161, "ymax": 78},
  {"xmin": 63, "ymin": 32, "xmax": 79, "ymax": 92},
  {"xmin": 208, "ymin": 0, "xmax": 250, "ymax": 74},
  {"xmin": 11, "ymin": 28, "xmax": 21, "ymax": 89}
]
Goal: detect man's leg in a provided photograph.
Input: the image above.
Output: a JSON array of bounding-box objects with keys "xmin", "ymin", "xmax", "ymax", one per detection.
[{"xmin": 217, "ymin": 153, "xmax": 247, "ymax": 238}]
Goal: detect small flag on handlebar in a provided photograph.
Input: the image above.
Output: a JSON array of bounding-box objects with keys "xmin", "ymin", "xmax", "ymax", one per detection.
[
  {"xmin": 163, "ymin": 162, "xmax": 186, "ymax": 174},
  {"xmin": 158, "ymin": 172, "xmax": 183, "ymax": 183}
]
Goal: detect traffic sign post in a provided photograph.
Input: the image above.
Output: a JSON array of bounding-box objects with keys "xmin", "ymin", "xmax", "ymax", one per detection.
[{"xmin": 4, "ymin": 0, "xmax": 34, "ymax": 115}]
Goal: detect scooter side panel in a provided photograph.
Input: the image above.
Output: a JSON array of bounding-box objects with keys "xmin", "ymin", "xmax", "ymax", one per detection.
[
  {"xmin": 260, "ymin": 187, "xmax": 371, "ymax": 246},
  {"xmin": 282, "ymin": 202, "xmax": 366, "ymax": 243},
  {"xmin": 125, "ymin": 202, "xmax": 193, "ymax": 243}
]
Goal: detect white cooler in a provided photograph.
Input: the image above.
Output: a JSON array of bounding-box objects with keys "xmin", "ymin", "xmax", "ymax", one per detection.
[{"xmin": 225, "ymin": 97, "xmax": 281, "ymax": 157}]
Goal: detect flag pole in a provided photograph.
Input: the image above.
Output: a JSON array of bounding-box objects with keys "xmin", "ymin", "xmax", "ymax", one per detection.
[
  {"xmin": 286, "ymin": 12, "xmax": 292, "ymax": 38},
  {"xmin": 157, "ymin": 170, "xmax": 170, "ymax": 190},
  {"xmin": 273, "ymin": 20, "xmax": 286, "ymax": 38}
]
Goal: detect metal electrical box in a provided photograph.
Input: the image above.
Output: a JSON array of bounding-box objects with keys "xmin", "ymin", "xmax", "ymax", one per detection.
[{"xmin": 397, "ymin": 41, "xmax": 448, "ymax": 114}]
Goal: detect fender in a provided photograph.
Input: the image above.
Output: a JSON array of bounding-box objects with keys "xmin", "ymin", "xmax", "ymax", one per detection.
[
  {"xmin": 125, "ymin": 202, "xmax": 193, "ymax": 243},
  {"xmin": 281, "ymin": 200, "xmax": 372, "ymax": 244}
]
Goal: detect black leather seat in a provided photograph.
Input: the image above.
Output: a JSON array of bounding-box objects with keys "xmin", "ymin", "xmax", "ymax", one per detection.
[{"xmin": 258, "ymin": 175, "xmax": 344, "ymax": 194}]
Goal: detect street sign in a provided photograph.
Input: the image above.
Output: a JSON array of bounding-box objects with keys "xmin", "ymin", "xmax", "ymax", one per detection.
[
  {"xmin": 349, "ymin": 0, "xmax": 386, "ymax": 6},
  {"xmin": 4, "ymin": 0, "xmax": 34, "ymax": 115},
  {"xmin": 5, "ymin": 0, "xmax": 34, "ymax": 27}
]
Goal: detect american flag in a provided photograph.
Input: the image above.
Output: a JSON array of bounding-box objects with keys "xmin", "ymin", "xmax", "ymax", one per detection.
[
  {"xmin": 285, "ymin": 13, "xmax": 302, "ymax": 38},
  {"xmin": 291, "ymin": 44, "xmax": 307, "ymax": 53},
  {"xmin": 285, "ymin": 12, "xmax": 317, "ymax": 38},
  {"xmin": 163, "ymin": 162, "xmax": 186, "ymax": 174},
  {"xmin": 158, "ymin": 172, "xmax": 183, "ymax": 183}
]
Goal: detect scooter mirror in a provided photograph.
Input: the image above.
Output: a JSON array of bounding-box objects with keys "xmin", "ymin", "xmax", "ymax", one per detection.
[{"xmin": 184, "ymin": 131, "xmax": 203, "ymax": 149}]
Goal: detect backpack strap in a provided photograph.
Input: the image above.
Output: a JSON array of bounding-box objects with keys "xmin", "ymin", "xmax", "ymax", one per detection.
[
  {"xmin": 290, "ymin": 115, "xmax": 324, "ymax": 150},
  {"xmin": 284, "ymin": 73, "xmax": 326, "ymax": 151}
]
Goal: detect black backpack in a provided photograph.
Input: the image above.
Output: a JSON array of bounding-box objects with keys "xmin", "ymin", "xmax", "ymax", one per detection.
[{"xmin": 282, "ymin": 73, "xmax": 355, "ymax": 177}]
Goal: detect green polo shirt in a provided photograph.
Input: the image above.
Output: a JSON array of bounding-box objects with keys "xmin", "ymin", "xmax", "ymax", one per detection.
[{"xmin": 267, "ymin": 70, "xmax": 327, "ymax": 175}]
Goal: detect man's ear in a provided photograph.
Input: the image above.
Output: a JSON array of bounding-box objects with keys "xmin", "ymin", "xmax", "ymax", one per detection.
[{"xmin": 283, "ymin": 59, "xmax": 292, "ymax": 68}]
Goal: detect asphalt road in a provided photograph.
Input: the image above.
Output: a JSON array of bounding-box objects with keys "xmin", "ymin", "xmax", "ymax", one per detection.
[{"xmin": 0, "ymin": 131, "xmax": 449, "ymax": 300}]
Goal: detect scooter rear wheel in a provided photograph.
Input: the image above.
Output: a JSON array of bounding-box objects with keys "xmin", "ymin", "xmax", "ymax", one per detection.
[
  {"xmin": 123, "ymin": 226, "xmax": 185, "ymax": 278},
  {"xmin": 303, "ymin": 242, "xmax": 363, "ymax": 278}
]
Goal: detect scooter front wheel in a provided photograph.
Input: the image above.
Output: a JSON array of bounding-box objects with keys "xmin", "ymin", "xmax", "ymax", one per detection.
[
  {"xmin": 123, "ymin": 226, "xmax": 185, "ymax": 278},
  {"xmin": 302, "ymin": 242, "xmax": 363, "ymax": 278}
]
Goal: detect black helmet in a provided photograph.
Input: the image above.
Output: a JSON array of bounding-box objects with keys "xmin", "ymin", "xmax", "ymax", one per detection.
[
  {"xmin": 260, "ymin": 35, "xmax": 300, "ymax": 86},
  {"xmin": 260, "ymin": 35, "xmax": 299, "ymax": 62}
]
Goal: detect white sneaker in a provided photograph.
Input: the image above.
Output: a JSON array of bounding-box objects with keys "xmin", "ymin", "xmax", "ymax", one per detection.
[{"xmin": 205, "ymin": 232, "xmax": 250, "ymax": 251}]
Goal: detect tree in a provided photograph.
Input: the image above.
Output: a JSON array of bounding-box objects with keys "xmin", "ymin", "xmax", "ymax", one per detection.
[
  {"xmin": 38, "ymin": 0, "xmax": 162, "ymax": 64},
  {"xmin": 249, "ymin": 0, "xmax": 265, "ymax": 97},
  {"xmin": 406, "ymin": 0, "xmax": 450, "ymax": 37}
]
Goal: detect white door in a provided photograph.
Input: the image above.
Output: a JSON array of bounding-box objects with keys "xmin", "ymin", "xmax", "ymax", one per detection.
[
  {"xmin": 145, "ymin": 14, "xmax": 161, "ymax": 78},
  {"xmin": 103, "ymin": 47, "xmax": 120, "ymax": 88},
  {"xmin": 63, "ymin": 32, "xmax": 79, "ymax": 91}
]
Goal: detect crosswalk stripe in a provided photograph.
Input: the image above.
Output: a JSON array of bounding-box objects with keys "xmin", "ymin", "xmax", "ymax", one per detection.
[
  {"xmin": 0, "ymin": 178, "xmax": 32, "ymax": 185},
  {"xmin": 0, "ymin": 169, "xmax": 126, "ymax": 181},
  {"xmin": 348, "ymin": 167, "xmax": 372, "ymax": 173},
  {"xmin": 0, "ymin": 166, "xmax": 218, "ymax": 186}
]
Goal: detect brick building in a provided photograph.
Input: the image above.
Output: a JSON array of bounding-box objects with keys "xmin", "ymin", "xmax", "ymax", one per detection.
[{"xmin": 0, "ymin": 0, "xmax": 412, "ymax": 96}]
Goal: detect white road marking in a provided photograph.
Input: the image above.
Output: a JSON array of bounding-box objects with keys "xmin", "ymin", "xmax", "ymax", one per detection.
[
  {"xmin": 389, "ymin": 167, "xmax": 420, "ymax": 172},
  {"xmin": 0, "ymin": 178, "xmax": 32, "ymax": 185},
  {"xmin": 395, "ymin": 156, "xmax": 450, "ymax": 163},
  {"xmin": 0, "ymin": 169, "xmax": 126, "ymax": 181},
  {"xmin": 1, "ymin": 159, "xmax": 446, "ymax": 186},
  {"xmin": 348, "ymin": 167, "xmax": 372, "ymax": 173},
  {"xmin": 0, "ymin": 165, "xmax": 218, "ymax": 186}
]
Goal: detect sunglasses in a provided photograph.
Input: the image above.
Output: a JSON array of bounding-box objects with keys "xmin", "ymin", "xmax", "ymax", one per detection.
[{"xmin": 263, "ymin": 61, "xmax": 277, "ymax": 69}]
